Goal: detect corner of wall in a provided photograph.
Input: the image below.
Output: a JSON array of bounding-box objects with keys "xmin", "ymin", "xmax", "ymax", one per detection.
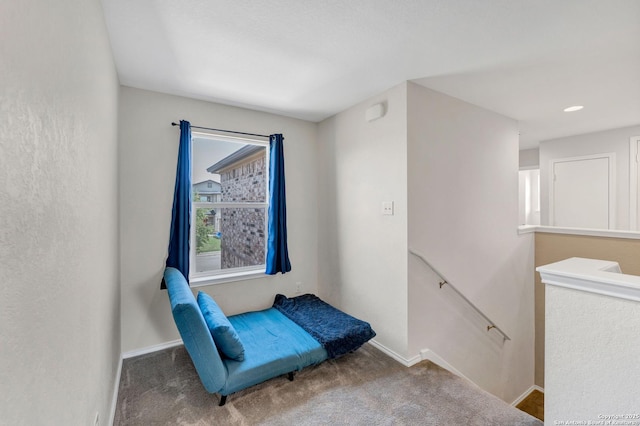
[
  {"xmin": 405, "ymin": 84, "xmax": 535, "ymax": 403},
  {"xmin": 316, "ymin": 82, "xmax": 410, "ymax": 357}
]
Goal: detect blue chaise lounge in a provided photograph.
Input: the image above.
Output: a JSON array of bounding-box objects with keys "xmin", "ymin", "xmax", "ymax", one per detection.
[{"xmin": 164, "ymin": 267, "xmax": 330, "ymax": 405}]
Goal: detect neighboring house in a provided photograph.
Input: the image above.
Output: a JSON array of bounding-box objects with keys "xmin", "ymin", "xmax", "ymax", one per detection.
[
  {"xmin": 193, "ymin": 179, "xmax": 221, "ymax": 202},
  {"xmin": 193, "ymin": 179, "xmax": 222, "ymax": 232},
  {"xmin": 207, "ymin": 145, "xmax": 266, "ymax": 269}
]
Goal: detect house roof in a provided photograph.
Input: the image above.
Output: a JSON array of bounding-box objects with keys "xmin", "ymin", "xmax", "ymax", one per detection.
[
  {"xmin": 207, "ymin": 145, "xmax": 264, "ymax": 174},
  {"xmin": 193, "ymin": 179, "xmax": 221, "ymax": 195},
  {"xmin": 193, "ymin": 179, "xmax": 220, "ymax": 186}
]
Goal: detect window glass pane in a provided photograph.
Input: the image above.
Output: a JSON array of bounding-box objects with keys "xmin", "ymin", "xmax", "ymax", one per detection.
[
  {"xmin": 217, "ymin": 150, "xmax": 266, "ymax": 203},
  {"xmin": 195, "ymin": 207, "xmax": 266, "ymax": 274},
  {"xmin": 192, "ymin": 136, "xmax": 268, "ymax": 278},
  {"xmin": 192, "ymin": 138, "xmax": 266, "ymax": 203},
  {"xmin": 195, "ymin": 206, "xmax": 221, "ymax": 272},
  {"xmin": 220, "ymin": 207, "xmax": 266, "ymax": 269}
]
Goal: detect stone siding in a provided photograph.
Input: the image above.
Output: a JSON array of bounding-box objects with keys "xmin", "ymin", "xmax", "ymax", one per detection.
[
  {"xmin": 220, "ymin": 208, "xmax": 265, "ymax": 268},
  {"xmin": 220, "ymin": 155, "xmax": 266, "ymax": 202},
  {"xmin": 219, "ymin": 151, "xmax": 266, "ymax": 269}
]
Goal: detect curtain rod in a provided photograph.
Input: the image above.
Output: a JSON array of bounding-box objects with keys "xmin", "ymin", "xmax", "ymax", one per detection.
[{"xmin": 171, "ymin": 122, "xmax": 270, "ymax": 138}]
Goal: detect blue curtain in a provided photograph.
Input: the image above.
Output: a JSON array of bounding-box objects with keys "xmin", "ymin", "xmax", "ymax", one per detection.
[
  {"xmin": 164, "ymin": 120, "xmax": 192, "ymax": 286},
  {"xmin": 266, "ymin": 134, "xmax": 291, "ymax": 274}
]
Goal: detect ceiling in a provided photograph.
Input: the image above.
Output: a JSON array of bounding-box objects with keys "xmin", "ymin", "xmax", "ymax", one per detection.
[{"xmin": 101, "ymin": 0, "xmax": 640, "ymax": 149}]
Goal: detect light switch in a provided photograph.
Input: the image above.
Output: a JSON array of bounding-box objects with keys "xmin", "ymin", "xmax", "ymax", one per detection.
[{"xmin": 382, "ymin": 201, "xmax": 394, "ymax": 215}]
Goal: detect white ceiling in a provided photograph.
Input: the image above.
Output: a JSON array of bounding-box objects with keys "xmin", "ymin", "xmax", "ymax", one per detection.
[{"xmin": 101, "ymin": 0, "xmax": 640, "ymax": 149}]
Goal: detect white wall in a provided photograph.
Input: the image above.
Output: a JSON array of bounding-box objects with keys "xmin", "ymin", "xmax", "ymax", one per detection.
[
  {"xmin": 519, "ymin": 169, "xmax": 541, "ymax": 226},
  {"xmin": 519, "ymin": 148, "xmax": 540, "ymax": 170},
  {"xmin": 0, "ymin": 1, "xmax": 120, "ymax": 424},
  {"xmin": 119, "ymin": 87, "xmax": 319, "ymax": 353},
  {"xmin": 406, "ymin": 83, "xmax": 535, "ymax": 402},
  {"xmin": 539, "ymin": 125, "xmax": 640, "ymax": 229},
  {"xmin": 545, "ymin": 285, "xmax": 640, "ymax": 421},
  {"xmin": 317, "ymin": 83, "xmax": 409, "ymax": 357},
  {"xmin": 519, "ymin": 149, "xmax": 540, "ymax": 225}
]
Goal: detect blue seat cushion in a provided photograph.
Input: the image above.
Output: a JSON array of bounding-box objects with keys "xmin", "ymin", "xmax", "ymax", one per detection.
[
  {"xmin": 197, "ymin": 292, "xmax": 245, "ymax": 361},
  {"xmin": 221, "ymin": 308, "xmax": 328, "ymax": 395}
]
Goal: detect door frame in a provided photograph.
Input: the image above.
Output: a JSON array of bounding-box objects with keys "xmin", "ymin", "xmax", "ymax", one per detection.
[{"xmin": 549, "ymin": 152, "xmax": 616, "ymax": 229}]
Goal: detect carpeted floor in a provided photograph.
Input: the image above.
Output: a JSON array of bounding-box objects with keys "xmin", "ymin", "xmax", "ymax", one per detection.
[{"xmin": 114, "ymin": 344, "xmax": 542, "ymax": 425}]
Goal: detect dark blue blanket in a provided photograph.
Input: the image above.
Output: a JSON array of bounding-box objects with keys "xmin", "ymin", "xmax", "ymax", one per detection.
[{"xmin": 272, "ymin": 294, "xmax": 376, "ymax": 359}]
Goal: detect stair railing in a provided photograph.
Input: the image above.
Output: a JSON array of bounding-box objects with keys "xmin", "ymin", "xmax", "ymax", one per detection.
[{"xmin": 409, "ymin": 248, "xmax": 511, "ymax": 342}]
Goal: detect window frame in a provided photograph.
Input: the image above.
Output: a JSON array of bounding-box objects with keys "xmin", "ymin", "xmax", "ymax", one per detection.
[{"xmin": 189, "ymin": 131, "xmax": 270, "ymax": 286}]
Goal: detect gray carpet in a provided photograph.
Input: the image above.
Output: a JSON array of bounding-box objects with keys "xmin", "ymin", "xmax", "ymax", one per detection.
[{"xmin": 114, "ymin": 344, "xmax": 542, "ymax": 425}]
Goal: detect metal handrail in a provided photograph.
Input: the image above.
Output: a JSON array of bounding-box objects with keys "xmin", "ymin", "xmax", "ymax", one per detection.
[{"xmin": 409, "ymin": 248, "xmax": 511, "ymax": 342}]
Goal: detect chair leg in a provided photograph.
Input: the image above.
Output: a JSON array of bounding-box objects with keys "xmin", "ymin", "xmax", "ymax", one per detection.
[
  {"xmin": 288, "ymin": 372, "xmax": 295, "ymax": 381},
  {"xmin": 219, "ymin": 395, "xmax": 227, "ymax": 406}
]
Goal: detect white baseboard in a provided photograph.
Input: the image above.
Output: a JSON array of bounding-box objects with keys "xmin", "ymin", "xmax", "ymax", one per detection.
[
  {"xmin": 511, "ymin": 384, "xmax": 544, "ymax": 406},
  {"xmin": 420, "ymin": 348, "xmax": 544, "ymax": 408},
  {"xmin": 419, "ymin": 348, "xmax": 475, "ymax": 385},
  {"xmin": 368, "ymin": 339, "xmax": 421, "ymax": 366},
  {"xmin": 371, "ymin": 342, "xmax": 543, "ymax": 409},
  {"xmin": 108, "ymin": 354, "xmax": 123, "ymax": 426},
  {"xmin": 122, "ymin": 339, "xmax": 183, "ymax": 359}
]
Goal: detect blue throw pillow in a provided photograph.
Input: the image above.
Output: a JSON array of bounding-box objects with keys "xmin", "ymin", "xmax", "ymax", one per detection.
[{"xmin": 197, "ymin": 292, "xmax": 245, "ymax": 361}]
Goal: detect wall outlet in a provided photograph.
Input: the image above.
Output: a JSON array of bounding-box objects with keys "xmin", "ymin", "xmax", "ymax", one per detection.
[
  {"xmin": 382, "ymin": 201, "xmax": 394, "ymax": 215},
  {"xmin": 295, "ymin": 282, "xmax": 302, "ymax": 294}
]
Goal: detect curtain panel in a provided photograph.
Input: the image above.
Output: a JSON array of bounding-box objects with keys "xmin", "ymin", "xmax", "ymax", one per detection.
[
  {"xmin": 266, "ymin": 133, "xmax": 291, "ymax": 274},
  {"xmin": 164, "ymin": 120, "xmax": 192, "ymax": 287}
]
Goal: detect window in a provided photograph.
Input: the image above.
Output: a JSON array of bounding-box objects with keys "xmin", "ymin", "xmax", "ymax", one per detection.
[
  {"xmin": 191, "ymin": 133, "xmax": 268, "ymax": 283},
  {"xmin": 518, "ymin": 168, "xmax": 540, "ymax": 226}
]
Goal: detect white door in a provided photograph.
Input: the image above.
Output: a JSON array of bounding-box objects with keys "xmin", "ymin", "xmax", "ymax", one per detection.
[{"xmin": 551, "ymin": 155, "xmax": 614, "ymax": 229}]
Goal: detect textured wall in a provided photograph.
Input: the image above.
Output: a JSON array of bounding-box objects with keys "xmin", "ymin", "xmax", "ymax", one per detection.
[
  {"xmin": 0, "ymin": 0, "xmax": 120, "ymax": 424},
  {"xmin": 534, "ymin": 232, "xmax": 640, "ymax": 387},
  {"xmin": 545, "ymin": 285, "xmax": 640, "ymax": 421}
]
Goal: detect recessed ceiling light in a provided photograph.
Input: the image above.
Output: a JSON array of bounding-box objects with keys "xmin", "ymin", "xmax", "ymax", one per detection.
[{"xmin": 563, "ymin": 105, "xmax": 584, "ymax": 112}]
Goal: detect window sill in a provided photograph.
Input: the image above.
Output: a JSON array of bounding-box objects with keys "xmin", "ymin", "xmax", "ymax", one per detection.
[{"xmin": 189, "ymin": 268, "xmax": 267, "ymax": 287}]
